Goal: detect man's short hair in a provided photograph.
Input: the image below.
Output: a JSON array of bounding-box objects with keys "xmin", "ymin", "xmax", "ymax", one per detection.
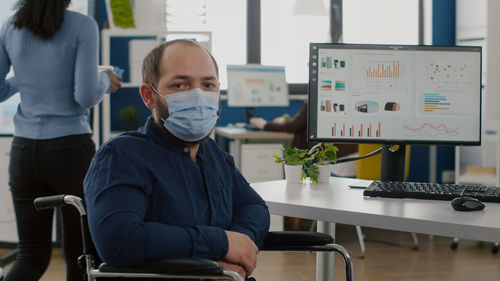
[{"xmin": 142, "ymin": 39, "xmax": 219, "ymax": 87}]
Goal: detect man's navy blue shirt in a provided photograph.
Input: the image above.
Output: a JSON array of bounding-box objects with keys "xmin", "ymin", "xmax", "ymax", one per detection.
[{"xmin": 84, "ymin": 117, "xmax": 270, "ymax": 267}]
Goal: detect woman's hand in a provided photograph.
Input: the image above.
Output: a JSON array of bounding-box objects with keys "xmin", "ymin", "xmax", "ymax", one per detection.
[{"xmin": 105, "ymin": 69, "xmax": 123, "ymax": 93}]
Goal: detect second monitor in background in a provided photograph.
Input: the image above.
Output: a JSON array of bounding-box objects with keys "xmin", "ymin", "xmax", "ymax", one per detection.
[{"xmin": 227, "ymin": 64, "xmax": 289, "ymax": 123}]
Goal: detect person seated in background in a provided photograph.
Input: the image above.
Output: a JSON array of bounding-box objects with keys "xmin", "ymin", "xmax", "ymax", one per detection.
[
  {"xmin": 249, "ymin": 101, "xmax": 357, "ymax": 159},
  {"xmin": 84, "ymin": 39, "xmax": 270, "ymax": 280}
]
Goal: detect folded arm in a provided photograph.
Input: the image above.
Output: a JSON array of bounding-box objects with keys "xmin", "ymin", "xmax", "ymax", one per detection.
[
  {"xmin": 86, "ymin": 184, "xmax": 228, "ymax": 268},
  {"xmin": 84, "ymin": 145, "xmax": 229, "ymax": 267},
  {"xmin": 221, "ymin": 153, "xmax": 271, "ymax": 276}
]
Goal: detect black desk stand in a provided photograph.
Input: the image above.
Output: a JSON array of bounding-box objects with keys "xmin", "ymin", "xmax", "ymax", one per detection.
[{"xmin": 380, "ymin": 145, "xmax": 406, "ymax": 182}]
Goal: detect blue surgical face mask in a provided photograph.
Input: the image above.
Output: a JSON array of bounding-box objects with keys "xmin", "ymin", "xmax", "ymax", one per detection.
[{"xmin": 152, "ymin": 87, "xmax": 220, "ymax": 142}]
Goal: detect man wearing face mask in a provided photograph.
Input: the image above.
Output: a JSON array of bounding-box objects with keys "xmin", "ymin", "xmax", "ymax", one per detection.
[{"xmin": 83, "ymin": 39, "xmax": 270, "ymax": 280}]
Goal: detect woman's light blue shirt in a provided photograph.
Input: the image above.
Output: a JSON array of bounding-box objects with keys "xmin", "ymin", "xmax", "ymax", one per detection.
[{"xmin": 0, "ymin": 10, "xmax": 109, "ymax": 139}]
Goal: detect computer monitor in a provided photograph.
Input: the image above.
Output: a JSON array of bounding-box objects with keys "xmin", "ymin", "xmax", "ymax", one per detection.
[
  {"xmin": 308, "ymin": 43, "xmax": 482, "ymax": 181},
  {"xmin": 227, "ymin": 64, "xmax": 289, "ymax": 122}
]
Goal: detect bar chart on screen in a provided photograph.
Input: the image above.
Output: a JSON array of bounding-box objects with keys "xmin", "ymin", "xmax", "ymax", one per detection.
[
  {"xmin": 365, "ymin": 60, "xmax": 401, "ymax": 79},
  {"xmin": 332, "ymin": 121, "xmax": 382, "ymax": 137}
]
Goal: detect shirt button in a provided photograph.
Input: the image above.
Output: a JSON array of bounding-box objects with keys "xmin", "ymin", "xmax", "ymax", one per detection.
[{"xmin": 184, "ymin": 147, "xmax": 189, "ymax": 153}]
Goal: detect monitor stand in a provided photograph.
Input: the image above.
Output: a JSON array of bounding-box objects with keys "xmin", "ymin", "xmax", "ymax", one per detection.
[
  {"xmin": 245, "ymin": 107, "xmax": 255, "ymax": 123},
  {"xmin": 380, "ymin": 145, "xmax": 406, "ymax": 182}
]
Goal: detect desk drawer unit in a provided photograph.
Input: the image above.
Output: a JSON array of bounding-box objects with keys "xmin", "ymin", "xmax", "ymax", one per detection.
[{"xmin": 240, "ymin": 143, "xmax": 284, "ymax": 183}]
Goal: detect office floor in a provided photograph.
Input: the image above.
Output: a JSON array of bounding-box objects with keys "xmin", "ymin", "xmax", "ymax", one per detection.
[{"xmin": 1, "ymin": 224, "xmax": 499, "ymax": 281}]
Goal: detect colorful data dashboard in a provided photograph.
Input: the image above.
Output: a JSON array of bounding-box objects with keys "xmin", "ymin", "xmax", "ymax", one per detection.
[
  {"xmin": 226, "ymin": 64, "xmax": 289, "ymax": 107},
  {"xmin": 308, "ymin": 44, "xmax": 482, "ymax": 145}
]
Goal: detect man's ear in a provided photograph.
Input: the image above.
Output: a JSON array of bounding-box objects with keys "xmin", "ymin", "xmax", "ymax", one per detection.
[{"xmin": 139, "ymin": 83, "xmax": 155, "ymax": 109}]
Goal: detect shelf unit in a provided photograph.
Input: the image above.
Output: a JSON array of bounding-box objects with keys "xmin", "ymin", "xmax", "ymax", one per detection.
[
  {"xmin": 95, "ymin": 28, "xmax": 212, "ymax": 145},
  {"xmin": 455, "ymin": 0, "xmax": 500, "ymax": 187},
  {"xmin": 95, "ymin": 28, "xmax": 165, "ymax": 144}
]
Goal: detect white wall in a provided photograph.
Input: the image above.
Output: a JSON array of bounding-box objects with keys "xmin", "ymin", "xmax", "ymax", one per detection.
[
  {"xmin": 343, "ymin": 0, "xmax": 419, "ymax": 44},
  {"xmin": 0, "ymin": 0, "xmax": 16, "ymax": 26},
  {"xmin": 486, "ymin": 0, "xmax": 500, "ymax": 123}
]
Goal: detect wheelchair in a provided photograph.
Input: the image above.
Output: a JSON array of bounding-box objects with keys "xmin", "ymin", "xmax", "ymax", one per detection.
[{"xmin": 33, "ymin": 194, "xmax": 354, "ymax": 281}]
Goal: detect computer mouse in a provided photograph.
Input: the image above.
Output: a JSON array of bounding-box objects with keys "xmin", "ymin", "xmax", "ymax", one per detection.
[{"xmin": 451, "ymin": 196, "xmax": 485, "ymax": 211}]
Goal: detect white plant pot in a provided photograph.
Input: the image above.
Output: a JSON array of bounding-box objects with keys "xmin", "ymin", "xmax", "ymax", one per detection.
[
  {"xmin": 284, "ymin": 164, "xmax": 303, "ymax": 183},
  {"xmin": 317, "ymin": 164, "xmax": 333, "ymax": 183}
]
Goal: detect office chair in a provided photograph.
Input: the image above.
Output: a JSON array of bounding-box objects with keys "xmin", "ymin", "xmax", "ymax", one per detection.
[
  {"xmin": 33, "ymin": 194, "xmax": 354, "ymax": 281},
  {"xmin": 450, "ymin": 237, "xmax": 499, "ymax": 254},
  {"xmin": 0, "ymin": 243, "xmax": 17, "ymax": 281},
  {"xmin": 355, "ymin": 144, "xmax": 418, "ymax": 256}
]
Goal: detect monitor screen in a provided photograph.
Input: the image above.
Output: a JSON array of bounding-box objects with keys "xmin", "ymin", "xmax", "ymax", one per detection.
[
  {"xmin": 226, "ymin": 64, "xmax": 289, "ymax": 107},
  {"xmin": 308, "ymin": 43, "xmax": 482, "ymax": 146}
]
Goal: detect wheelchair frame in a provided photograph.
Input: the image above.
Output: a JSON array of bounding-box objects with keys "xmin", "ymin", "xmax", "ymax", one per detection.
[{"xmin": 33, "ymin": 194, "xmax": 354, "ymax": 281}]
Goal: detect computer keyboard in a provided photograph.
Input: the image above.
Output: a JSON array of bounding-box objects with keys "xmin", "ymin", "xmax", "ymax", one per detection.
[
  {"xmin": 243, "ymin": 123, "xmax": 261, "ymax": 131},
  {"xmin": 363, "ymin": 180, "xmax": 500, "ymax": 203}
]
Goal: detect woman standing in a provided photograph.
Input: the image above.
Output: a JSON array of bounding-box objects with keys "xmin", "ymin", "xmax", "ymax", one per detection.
[{"xmin": 0, "ymin": 1, "xmax": 121, "ymax": 280}]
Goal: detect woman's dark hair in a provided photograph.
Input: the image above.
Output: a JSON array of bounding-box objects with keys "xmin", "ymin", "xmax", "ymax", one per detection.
[{"xmin": 13, "ymin": 0, "xmax": 72, "ymax": 40}]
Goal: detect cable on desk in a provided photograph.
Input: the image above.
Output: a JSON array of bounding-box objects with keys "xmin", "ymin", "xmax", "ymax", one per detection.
[{"xmin": 335, "ymin": 146, "xmax": 383, "ymax": 164}]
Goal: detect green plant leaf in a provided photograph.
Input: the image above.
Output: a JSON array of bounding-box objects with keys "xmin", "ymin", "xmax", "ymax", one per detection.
[
  {"xmin": 272, "ymin": 153, "xmax": 284, "ymax": 163},
  {"xmin": 308, "ymin": 143, "xmax": 339, "ymax": 165},
  {"xmin": 278, "ymin": 146, "xmax": 311, "ymax": 165},
  {"xmin": 301, "ymin": 169, "xmax": 307, "ymax": 181},
  {"xmin": 308, "ymin": 164, "xmax": 319, "ymax": 183}
]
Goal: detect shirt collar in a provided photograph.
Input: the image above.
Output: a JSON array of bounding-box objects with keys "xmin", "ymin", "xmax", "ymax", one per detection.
[{"xmin": 141, "ymin": 116, "xmax": 206, "ymax": 159}]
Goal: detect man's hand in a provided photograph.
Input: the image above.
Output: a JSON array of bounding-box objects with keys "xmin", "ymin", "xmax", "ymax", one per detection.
[
  {"xmin": 249, "ymin": 117, "xmax": 267, "ymax": 130},
  {"xmin": 216, "ymin": 261, "xmax": 246, "ymax": 279},
  {"xmin": 224, "ymin": 230, "xmax": 258, "ymax": 276}
]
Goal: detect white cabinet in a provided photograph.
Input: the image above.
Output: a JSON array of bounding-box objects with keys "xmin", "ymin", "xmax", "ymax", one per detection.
[
  {"xmin": 455, "ymin": 128, "xmax": 500, "ymax": 186},
  {"xmin": 0, "ymin": 137, "xmax": 16, "ymax": 242},
  {"xmin": 240, "ymin": 143, "xmax": 284, "ymax": 183},
  {"xmin": 455, "ymin": 0, "xmax": 500, "ymax": 186},
  {"xmin": 240, "ymin": 143, "xmax": 285, "ymax": 231}
]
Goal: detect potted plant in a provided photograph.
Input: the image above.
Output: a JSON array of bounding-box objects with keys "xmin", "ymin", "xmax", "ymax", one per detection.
[
  {"xmin": 307, "ymin": 143, "xmax": 338, "ymax": 183},
  {"xmin": 119, "ymin": 105, "xmax": 138, "ymax": 131},
  {"xmin": 273, "ymin": 146, "xmax": 312, "ymax": 183}
]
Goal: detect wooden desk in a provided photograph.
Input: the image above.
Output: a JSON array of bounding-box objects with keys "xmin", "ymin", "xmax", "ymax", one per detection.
[{"xmin": 251, "ymin": 177, "xmax": 500, "ymax": 281}]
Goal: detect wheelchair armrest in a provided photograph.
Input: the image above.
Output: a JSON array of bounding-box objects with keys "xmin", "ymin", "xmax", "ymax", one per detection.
[
  {"xmin": 263, "ymin": 231, "xmax": 354, "ymax": 281},
  {"xmin": 33, "ymin": 194, "xmax": 67, "ymax": 210},
  {"xmin": 262, "ymin": 231, "xmax": 334, "ymax": 251},
  {"xmin": 98, "ymin": 258, "xmax": 223, "ymax": 275}
]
